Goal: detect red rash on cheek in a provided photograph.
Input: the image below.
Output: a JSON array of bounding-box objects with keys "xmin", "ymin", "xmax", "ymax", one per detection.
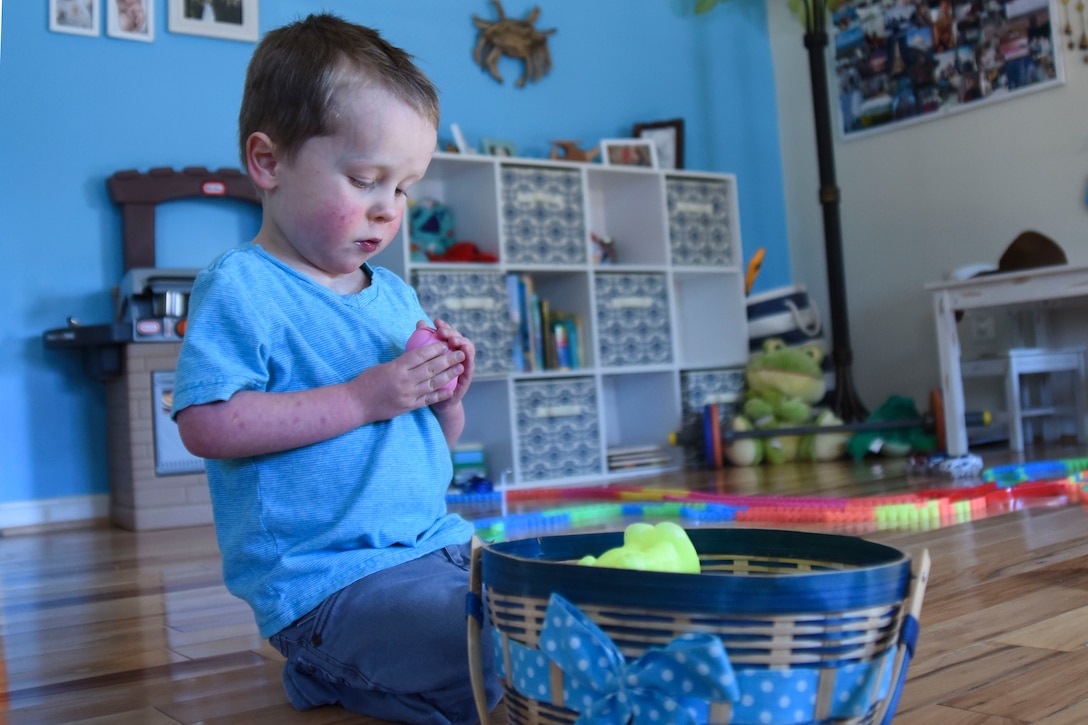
[{"xmin": 306, "ymin": 202, "xmax": 357, "ymax": 240}]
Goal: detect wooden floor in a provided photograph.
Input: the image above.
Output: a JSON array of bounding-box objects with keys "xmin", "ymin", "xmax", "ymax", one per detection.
[{"xmin": 3, "ymin": 442, "xmax": 1088, "ymax": 724}]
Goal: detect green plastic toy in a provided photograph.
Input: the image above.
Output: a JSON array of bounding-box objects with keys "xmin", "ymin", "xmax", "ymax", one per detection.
[{"xmin": 577, "ymin": 521, "xmax": 701, "ymax": 573}]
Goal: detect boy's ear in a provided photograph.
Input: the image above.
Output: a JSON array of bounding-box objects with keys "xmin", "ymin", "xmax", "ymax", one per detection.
[{"xmin": 245, "ymin": 132, "xmax": 279, "ymax": 191}]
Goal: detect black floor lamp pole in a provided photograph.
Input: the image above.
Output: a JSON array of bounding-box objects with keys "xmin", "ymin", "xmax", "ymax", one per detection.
[{"xmin": 802, "ymin": 3, "xmax": 869, "ymax": 423}]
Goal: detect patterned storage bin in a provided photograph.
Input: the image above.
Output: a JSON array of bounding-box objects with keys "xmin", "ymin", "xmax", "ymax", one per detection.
[
  {"xmin": 595, "ymin": 273, "xmax": 672, "ymax": 367},
  {"xmin": 514, "ymin": 378, "xmax": 600, "ymax": 482},
  {"xmin": 667, "ymin": 176, "xmax": 734, "ymax": 267},
  {"xmin": 501, "ymin": 165, "xmax": 587, "ymax": 265},
  {"xmin": 680, "ymin": 368, "xmax": 746, "ymax": 417},
  {"xmin": 412, "ymin": 270, "xmax": 514, "ymax": 376}
]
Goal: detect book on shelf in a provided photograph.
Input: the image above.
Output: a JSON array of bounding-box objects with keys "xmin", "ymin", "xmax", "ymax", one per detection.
[
  {"xmin": 506, "ymin": 273, "xmax": 584, "ymax": 373},
  {"xmin": 505, "ymin": 274, "xmax": 527, "ymax": 373}
]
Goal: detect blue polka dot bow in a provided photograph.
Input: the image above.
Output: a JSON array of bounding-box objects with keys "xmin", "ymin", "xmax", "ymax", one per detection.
[{"xmin": 540, "ymin": 593, "xmax": 740, "ymax": 724}]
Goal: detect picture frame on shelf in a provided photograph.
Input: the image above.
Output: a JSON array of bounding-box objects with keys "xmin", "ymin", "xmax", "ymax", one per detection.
[
  {"xmin": 107, "ymin": 0, "xmax": 153, "ymax": 42},
  {"xmin": 633, "ymin": 118, "xmax": 684, "ymax": 170},
  {"xmin": 599, "ymin": 138, "xmax": 657, "ymax": 168},
  {"xmin": 50, "ymin": 0, "xmax": 100, "ymax": 37},
  {"xmin": 168, "ymin": 0, "xmax": 258, "ymax": 42},
  {"xmin": 481, "ymin": 137, "xmax": 517, "ymax": 157}
]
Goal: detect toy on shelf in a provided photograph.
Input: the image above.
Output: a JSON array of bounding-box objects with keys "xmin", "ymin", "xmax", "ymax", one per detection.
[
  {"xmin": 548, "ymin": 140, "xmax": 600, "ymax": 162},
  {"xmin": 745, "ymin": 247, "xmax": 765, "ymax": 295},
  {"xmin": 408, "ymin": 198, "xmax": 498, "ymax": 263},
  {"xmin": 590, "ymin": 232, "xmax": 615, "ymax": 264}
]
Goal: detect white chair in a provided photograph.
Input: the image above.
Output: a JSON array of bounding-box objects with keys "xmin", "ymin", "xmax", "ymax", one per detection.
[{"xmin": 961, "ymin": 347, "xmax": 1087, "ymax": 451}]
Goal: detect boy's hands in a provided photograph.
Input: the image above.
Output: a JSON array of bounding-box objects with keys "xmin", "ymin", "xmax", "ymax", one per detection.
[
  {"xmin": 348, "ymin": 319, "xmax": 474, "ymax": 423},
  {"xmin": 177, "ymin": 320, "xmax": 475, "ymax": 459},
  {"xmin": 427, "ymin": 318, "xmax": 475, "ymax": 412}
]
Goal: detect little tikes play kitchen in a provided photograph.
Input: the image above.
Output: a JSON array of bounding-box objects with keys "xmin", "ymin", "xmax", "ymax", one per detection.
[{"xmin": 43, "ymin": 167, "xmax": 259, "ymax": 530}]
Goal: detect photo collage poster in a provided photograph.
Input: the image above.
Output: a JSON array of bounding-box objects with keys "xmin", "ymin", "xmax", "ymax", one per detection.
[{"xmin": 833, "ymin": 0, "xmax": 1062, "ymax": 138}]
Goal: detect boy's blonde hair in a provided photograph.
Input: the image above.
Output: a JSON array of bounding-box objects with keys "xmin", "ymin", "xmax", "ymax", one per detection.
[{"xmin": 238, "ymin": 13, "xmax": 440, "ymax": 167}]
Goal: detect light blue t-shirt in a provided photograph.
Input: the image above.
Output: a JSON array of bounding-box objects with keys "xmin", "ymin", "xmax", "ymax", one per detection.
[{"xmin": 172, "ymin": 244, "xmax": 473, "ymax": 637}]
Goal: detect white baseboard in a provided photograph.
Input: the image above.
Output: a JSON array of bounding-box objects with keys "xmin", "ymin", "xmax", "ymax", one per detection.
[{"xmin": 0, "ymin": 494, "xmax": 109, "ymax": 532}]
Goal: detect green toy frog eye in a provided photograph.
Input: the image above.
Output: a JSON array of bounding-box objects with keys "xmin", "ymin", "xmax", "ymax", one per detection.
[
  {"xmin": 804, "ymin": 345, "xmax": 824, "ymax": 366},
  {"xmin": 763, "ymin": 338, "xmax": 786, "ymax": 354}
]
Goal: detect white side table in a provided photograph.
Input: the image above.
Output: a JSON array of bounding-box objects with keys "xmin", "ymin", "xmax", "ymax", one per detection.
[{"xmin": 961, "ymin": 347, "xmax": 1087, "ymax": 451}]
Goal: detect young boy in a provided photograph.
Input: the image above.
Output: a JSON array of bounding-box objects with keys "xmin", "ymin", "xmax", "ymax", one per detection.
[{"xmin": 172, "ymin": 13, "xmax": 500, "ymax": 724}]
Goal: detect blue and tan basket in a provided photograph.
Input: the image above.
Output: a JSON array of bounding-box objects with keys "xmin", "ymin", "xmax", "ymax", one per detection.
[{"xmin": 468, "ymin": 528, "xmax": 929, "ymax": 725}]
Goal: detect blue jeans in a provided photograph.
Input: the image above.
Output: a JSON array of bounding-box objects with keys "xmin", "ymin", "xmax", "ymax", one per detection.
[{"xmin": 269, "ymin": 543, "xmax": 501, "ymax": 724}]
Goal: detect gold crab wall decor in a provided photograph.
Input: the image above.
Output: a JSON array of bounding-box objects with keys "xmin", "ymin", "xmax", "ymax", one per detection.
[{"xmin": 472, "ymin": 0, "xmax": 556, "ymax": 88}]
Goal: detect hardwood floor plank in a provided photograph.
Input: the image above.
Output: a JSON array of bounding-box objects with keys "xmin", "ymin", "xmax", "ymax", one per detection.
[
  {"xmin": 153, "ymin": 659, "xmax": 296, "ymax": 724},
  {"xmin": 941, "ymin": 649, "xmax": 1088, "ymax": 722},
  {"xmin": 63, "ymin": 708, "xmax": 184, "ymax": 725},
  {"xmin": 167, "ymin": 631, "xmax": 269, "ymax": 661},
  {"xmin": 993, "ymin": 605, "xmax": 1088, "ymax": 651},
  {"xmin": 893, "ymin": 704, "xmax": 1026, "ymax": 724},
  {"xmin": 3, "ymin": 652, "xmax": 270, "ymax": 718},
  {"xmin": 892, "ymin": 641, "xmax": 1055, "ymax": 716},
  {"xmin": 1034, "ymin": 697, "xmax": 1088, "ymax": 723}
]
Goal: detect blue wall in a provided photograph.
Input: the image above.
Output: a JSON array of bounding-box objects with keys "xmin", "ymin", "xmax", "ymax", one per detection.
[{"xmin": 0, "ymin": 0, "xmax": 789, "ymax": 506}]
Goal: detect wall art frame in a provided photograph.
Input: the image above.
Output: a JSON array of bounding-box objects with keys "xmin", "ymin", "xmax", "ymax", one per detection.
[
  {"xmin": 481, "ymin": 137, "xmax": 517, "ymax": 157},
  {"xmin": 633, "ymin": 118, "xmax": 685, "ymax": 170},
  {"xmin": 833, "ymin": 0, "xmax": 1063, "ymax": 139},
  {"xmin": 50, "ymin": 0, "xmax": 100, "ymax": 37},
  {"xmin": 107, "ymin": 0, "xmax": 153, "ymax": 42},
  {"xmin": 599, "ymin": 138, "xmax": 658, "ymax": 168},
  {"xmin": 168, "ymin": 0, "xmax": 258, "ymax": 42}
]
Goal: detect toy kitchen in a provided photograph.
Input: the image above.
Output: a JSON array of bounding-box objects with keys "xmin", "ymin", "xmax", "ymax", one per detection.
[{"xmin": 43, "ymin": 167, "xmax": 259, "ymax": 531}]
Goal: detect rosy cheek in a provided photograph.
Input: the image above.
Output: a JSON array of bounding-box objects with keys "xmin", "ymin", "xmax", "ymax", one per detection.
[
  {"xmin": 309, "ymin": 202, "xmax": 359, "ymax": 239},
  {"xmin": 387, "ymin": 214, "xmax": 403, "ymax": 239}
]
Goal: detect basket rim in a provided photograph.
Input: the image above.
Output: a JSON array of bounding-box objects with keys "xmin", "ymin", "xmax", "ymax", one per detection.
[{"xmin": 481, "ymin": 527, "xmax": 912, "ymax": 614}]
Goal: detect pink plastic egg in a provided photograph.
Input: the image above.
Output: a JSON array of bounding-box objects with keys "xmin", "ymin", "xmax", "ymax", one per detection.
[{"xmin": 406, "ymin": 327, "xmax": 458, "ymax": 391}]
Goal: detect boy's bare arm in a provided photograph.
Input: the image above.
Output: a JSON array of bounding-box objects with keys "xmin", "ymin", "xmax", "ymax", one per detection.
[{"xmin": 177, "ymin": 342, "xmax": 465, "ymax": 459}]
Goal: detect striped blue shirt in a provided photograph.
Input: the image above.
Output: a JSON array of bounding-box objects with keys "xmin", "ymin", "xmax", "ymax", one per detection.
[{"xmin": 173, "ymin": 244, "xmax": 472, "ymax": 637}]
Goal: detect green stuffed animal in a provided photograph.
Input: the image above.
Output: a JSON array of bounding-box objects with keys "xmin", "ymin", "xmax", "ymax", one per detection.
[{"xmin": 724, "ymin": 339, "xmax": 850, "ymax": 465}]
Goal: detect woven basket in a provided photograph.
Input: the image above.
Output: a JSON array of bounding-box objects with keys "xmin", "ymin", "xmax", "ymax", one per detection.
[{"xmin": 467, "ymin": 528, "xmax": 929, "ymax": 725}]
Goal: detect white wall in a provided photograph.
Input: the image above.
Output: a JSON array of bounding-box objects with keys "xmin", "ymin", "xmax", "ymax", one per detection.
[{"xmin": 769, "ymin": 0, "xmax": 1088, "ymax": 415}]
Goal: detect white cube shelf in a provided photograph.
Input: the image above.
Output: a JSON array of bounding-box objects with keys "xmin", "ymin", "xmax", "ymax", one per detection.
[{"xmin": 380, "ymin": 153, "xmax": 749, "ymax": 488}]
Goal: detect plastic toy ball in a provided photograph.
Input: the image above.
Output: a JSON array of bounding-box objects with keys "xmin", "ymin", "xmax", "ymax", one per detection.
[{"xmin": 406, "ymin": 327, "xmax": 458, "ymax": 392}]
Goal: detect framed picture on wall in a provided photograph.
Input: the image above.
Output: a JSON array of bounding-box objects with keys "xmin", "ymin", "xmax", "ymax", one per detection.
[
  {"xmin": 168, "ymin": 0, "xmax": 258, "ymax": 42},
  {"xmin": 50, "ymin": 0, "xmax": 100, "ymax": 37},
  {"xmin": 833, "ymin": 0, "xmax": 1063, "ymax": 138},
  {"xmin": 633, "ymin": 119, "xmax": 684, "ymax": 170},
  {"xmin": 107, "ymin": 0, "xmax": 154, "ymax": 42},
  {"xmin": 600, "ymin": 139, "xmax": 658, "ymax": 168}
]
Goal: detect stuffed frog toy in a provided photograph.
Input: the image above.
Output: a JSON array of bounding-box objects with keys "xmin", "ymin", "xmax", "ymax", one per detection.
[{"xmin": 724, "ymin": 339, "xmax": 850, "ymax": 465}]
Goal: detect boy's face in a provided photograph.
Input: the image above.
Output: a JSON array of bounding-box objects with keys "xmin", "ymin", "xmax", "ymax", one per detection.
[{"xmin": 254, "ymin": 83, "xmax": 436, "ymax": 287}]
